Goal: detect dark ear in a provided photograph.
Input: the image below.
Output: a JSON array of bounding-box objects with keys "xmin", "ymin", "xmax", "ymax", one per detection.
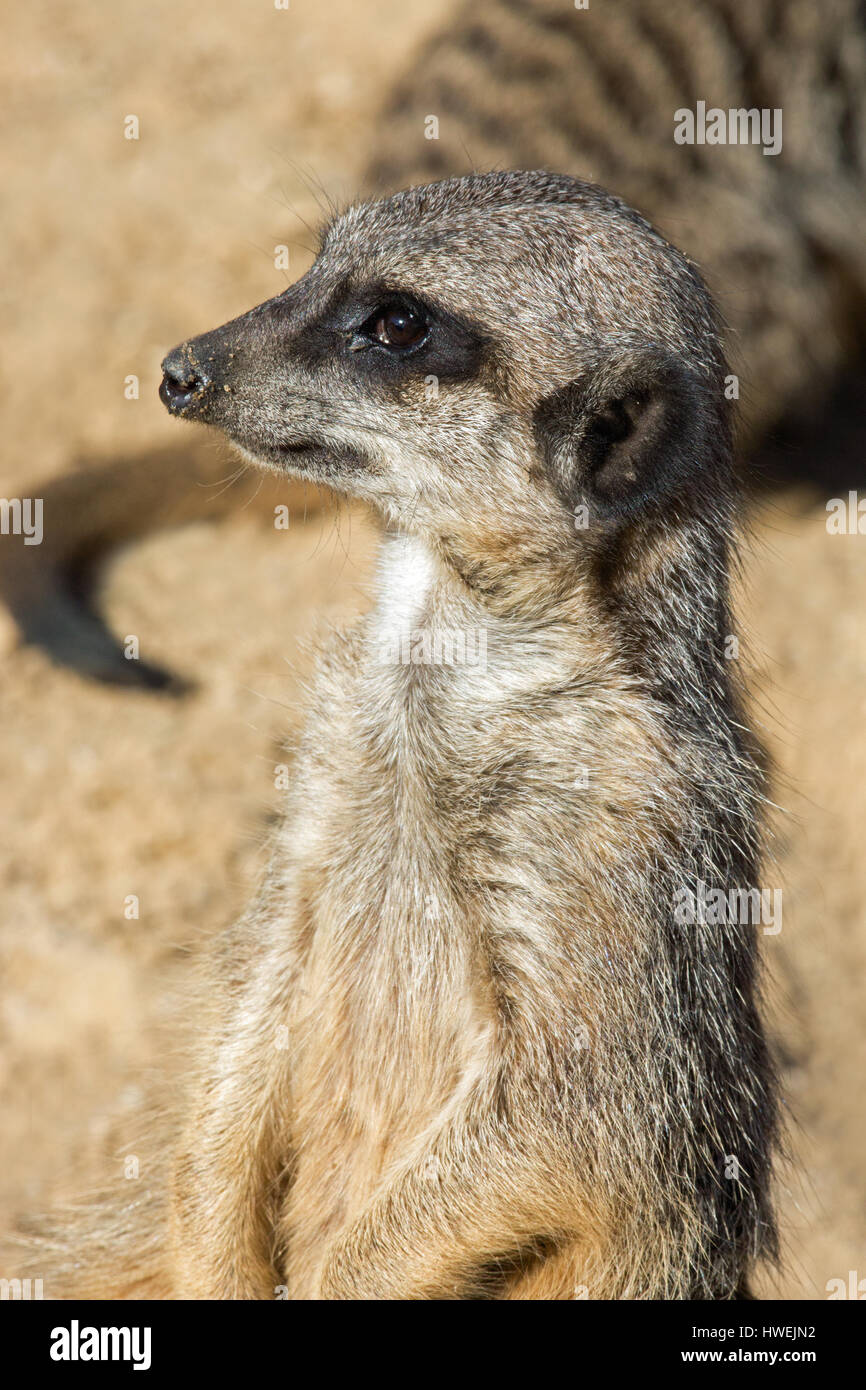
[{"xmin": 533, "ymin": 348, "xmax": 722, "ymax": 522}]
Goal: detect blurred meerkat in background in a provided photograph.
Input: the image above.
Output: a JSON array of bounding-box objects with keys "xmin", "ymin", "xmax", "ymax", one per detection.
[{"xmin": 370, "ymin": 0, "xmax": 866, "ymax": 446}]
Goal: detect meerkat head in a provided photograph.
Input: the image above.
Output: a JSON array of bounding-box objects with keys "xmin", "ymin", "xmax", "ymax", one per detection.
[{"xmin": 160, "ymin": 171, "xmax": 734, "ymax": 606}]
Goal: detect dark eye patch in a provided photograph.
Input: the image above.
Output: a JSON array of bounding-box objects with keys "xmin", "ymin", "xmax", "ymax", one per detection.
[{"xmin": 292, "ymin": 281, "xmax": 490, "ymax": 393}]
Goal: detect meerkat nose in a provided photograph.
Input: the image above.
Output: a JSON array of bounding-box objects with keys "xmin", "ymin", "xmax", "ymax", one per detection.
[{"xmin": 159, "ymin": 346, "xmax": 211, "ymax": 417}]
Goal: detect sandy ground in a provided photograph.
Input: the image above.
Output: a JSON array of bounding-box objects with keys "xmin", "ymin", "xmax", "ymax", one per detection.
[{"xmin": 1, "ymin": 0, "xmax": 863, "ymax": 1299}]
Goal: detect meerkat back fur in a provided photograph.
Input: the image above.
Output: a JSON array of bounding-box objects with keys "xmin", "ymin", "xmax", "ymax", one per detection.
[{"xmin": 40, "ymin": 170, "xmax": 778, "ymax": 1299}]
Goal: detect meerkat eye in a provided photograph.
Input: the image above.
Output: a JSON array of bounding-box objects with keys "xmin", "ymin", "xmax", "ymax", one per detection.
[{"xmin": 369, "ymin": 303, "xmax": 428, "ymax": 349}]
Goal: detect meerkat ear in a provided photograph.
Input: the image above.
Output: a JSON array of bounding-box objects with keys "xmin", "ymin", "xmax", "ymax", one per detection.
[{"xmin": 533, "ymin": 349, "xmax": 717, "ymax": 520}]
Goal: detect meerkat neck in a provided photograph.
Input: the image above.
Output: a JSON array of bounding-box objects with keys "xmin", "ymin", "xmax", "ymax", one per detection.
[
  {"xmin": 368, "ymin": 529, "xmax": 622, "ymax": 697},
  {"xmin": 600, "ymin": 517, "xmax": 743, "ymax": 746},
  {"xmin": 373, "ymin": 532, "xmax": 439, "ymax": 636}
]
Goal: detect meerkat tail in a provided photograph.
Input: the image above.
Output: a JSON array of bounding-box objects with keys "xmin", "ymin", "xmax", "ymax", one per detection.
[{"xmin": 11, "ymin": 1182, "xmax": 174, "ymax": 1300}]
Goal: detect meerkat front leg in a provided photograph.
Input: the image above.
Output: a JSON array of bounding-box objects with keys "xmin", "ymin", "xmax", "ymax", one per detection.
[
  {"xmin": 170, "ymin": 932, "xmax": 301, "ymax": 1299},
  {"xmin": 316, "ymin": 1068, "xmax": 579, "ymax": 1300}
]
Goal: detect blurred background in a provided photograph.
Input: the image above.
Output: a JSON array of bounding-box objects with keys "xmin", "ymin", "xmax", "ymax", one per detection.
[{"xmin": 0, "ymin": 0, "xmax": 863, "ymax": 1299}]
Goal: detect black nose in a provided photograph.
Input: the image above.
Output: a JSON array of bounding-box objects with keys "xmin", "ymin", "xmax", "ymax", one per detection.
[{"xmin": 159, "ymin": 346, "xmax": 211, "ymax": 416}]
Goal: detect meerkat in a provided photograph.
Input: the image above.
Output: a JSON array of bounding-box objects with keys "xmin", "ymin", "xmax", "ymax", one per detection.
[
  {"xmin": 4, "ymin": 0, "xmax": 864, "ymax": 685},
  {"xmin": 36, "ymin": 169, "xmax": 776, "ymax": 1300}
]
